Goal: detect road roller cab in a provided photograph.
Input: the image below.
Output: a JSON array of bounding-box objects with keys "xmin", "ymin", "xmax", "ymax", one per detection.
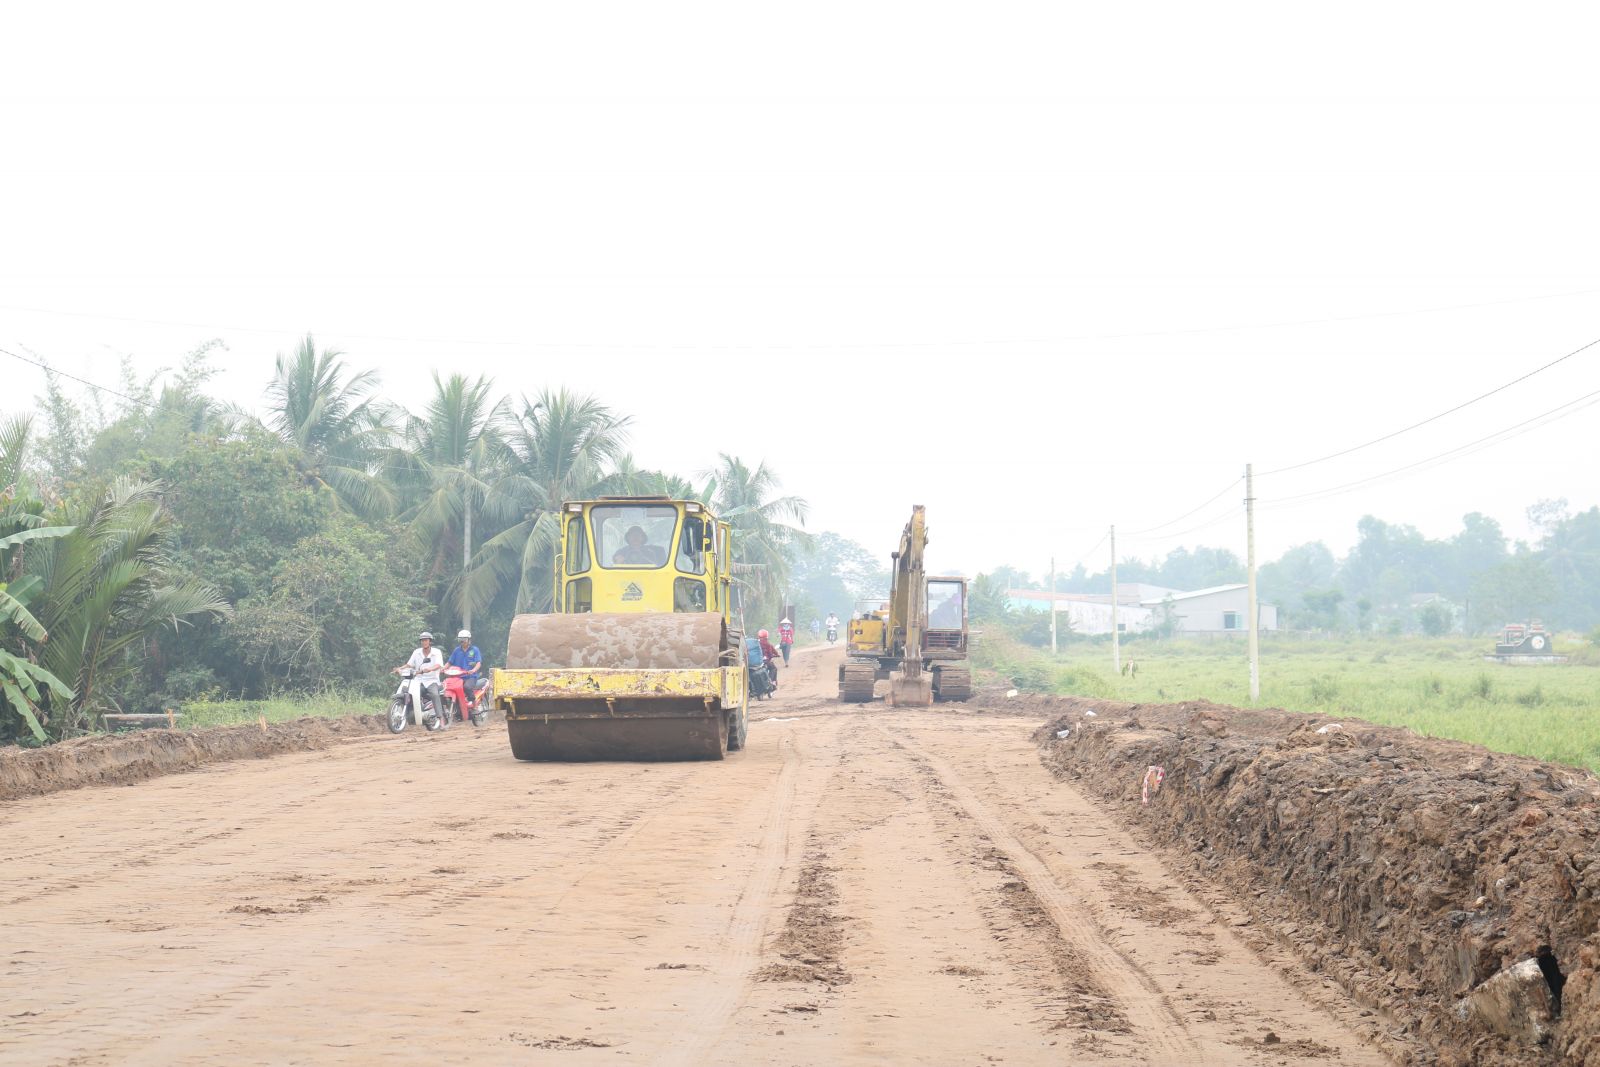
[{"xmin": 493, "ymin": 497, "xmax": 750, "ymax": 762}]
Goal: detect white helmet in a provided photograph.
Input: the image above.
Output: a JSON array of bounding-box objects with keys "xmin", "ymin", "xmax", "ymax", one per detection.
[{"xmin": 457, "ymin": 629, "xmax": 472, "ymax": 641}]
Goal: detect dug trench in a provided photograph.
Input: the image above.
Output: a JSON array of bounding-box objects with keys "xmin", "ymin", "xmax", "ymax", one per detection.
[{"xmin": 1026, "ymin": 692, "xmax": 1600, "ymax": 1066}]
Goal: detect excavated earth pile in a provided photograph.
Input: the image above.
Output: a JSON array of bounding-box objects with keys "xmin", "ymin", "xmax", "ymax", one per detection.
[
  {"xmin": 1029, "ymin": 694, "xmax": 1600, "ymax": 1067},
  {"xmin": 0, "ymin": 714, "xmax": 388, "ymax": 803}
]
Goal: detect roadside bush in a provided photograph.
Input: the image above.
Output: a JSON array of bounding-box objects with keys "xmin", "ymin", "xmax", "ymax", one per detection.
[
  {"xmin": 224, "ymin": 518, "xmax": 425, "ymax": 696},
  {"xmin": 1309, "ymin": 675, "xmax": 1340, "ymax": 704}
]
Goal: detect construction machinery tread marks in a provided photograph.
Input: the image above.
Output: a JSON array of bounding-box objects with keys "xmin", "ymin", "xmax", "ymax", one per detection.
[{"xmin": 838, "ymin": 662, "xmax": 877, "ymax": 703}]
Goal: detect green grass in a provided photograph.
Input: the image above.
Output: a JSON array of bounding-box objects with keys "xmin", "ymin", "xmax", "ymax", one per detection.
[
  {"xmin": 172, "ymin": 689, "xmax": 377, "ymax": 730},
  {"xmin": 974, "ymin": 632, "xmax": 1600, "ymax": 772}
]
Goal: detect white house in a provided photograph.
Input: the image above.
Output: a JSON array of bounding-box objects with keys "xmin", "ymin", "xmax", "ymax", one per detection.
[
  {"xmin": 1140, "ymin": 584, "xmax": 1278, "ymax": 634},
  {"xmin": 1004, "ymin": 590, "xmax": 1153, "ymax": 635}
]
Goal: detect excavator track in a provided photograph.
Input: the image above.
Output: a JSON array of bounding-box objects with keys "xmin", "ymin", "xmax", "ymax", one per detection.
[
  {"xmin": 934, "ymin": 665, "xmax": 972, "ymax": 702},
  {"xmin": 838, "ymin": 662, "xmax": 878, "ymax": 703}
]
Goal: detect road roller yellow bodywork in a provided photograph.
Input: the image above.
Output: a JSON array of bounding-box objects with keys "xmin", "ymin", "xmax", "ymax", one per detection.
[{"xmin": 492, "ymin": 496, "xmax": 749, "ymax": 761}]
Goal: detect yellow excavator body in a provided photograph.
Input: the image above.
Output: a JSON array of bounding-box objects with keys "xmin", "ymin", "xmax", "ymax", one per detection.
[
  {"xmin": 838, "ymin": 506, "xmax": 972, "ymax": 705},
  {"xmin": 491, "ymin": 497, "xmax": 749, "ymax": 761}
]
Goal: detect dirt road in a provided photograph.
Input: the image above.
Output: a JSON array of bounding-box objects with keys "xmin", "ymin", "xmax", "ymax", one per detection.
[{"xmin": 2, "ymin": 649, "xmax": 1392, "ymax": 1066}]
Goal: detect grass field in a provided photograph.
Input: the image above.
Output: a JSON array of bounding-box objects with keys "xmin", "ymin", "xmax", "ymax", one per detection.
[
  {"xmin": 173, "ymin": 689, "xmax": 376, "ymax": 730},
  {"xmin": 974, "ymin": 632, "xmax": 1600, "ymax": 773}
]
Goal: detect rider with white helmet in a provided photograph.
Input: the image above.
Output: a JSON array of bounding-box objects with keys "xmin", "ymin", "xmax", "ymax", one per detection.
[{"xmin": 448, "ymin": 628, "xmax": 487, "ymax": 710}]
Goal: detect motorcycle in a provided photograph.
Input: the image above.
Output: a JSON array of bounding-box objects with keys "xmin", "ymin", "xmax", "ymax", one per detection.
[
  {"xmin": 746, "ymin": 637, "xmax": 776, "ymax": 700},
  {"xmin": 441, "ymin": 665, "xmax": 492, "ymax": 727},
  {"xmin": 826, "ymin": 625, "xmax": 838, "ymax": 644},
  {"xmin": 387, "ymin": 666, "xmax": 445, "ymax": 734}
]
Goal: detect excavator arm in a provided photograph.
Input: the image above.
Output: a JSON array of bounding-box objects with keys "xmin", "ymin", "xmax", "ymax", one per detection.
[{"xmin": 886, "ymin": 506, "xmax": 933, "ymax": 705}]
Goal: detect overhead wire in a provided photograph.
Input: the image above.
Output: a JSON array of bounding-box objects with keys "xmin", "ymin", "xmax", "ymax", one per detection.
[
  {"xmin": 1259, "ymin": 384, "xmax": 1600, "ymax": 512},
  {"xmin": 1, "ymin": 345, "xmax": 159, "ymax": 411},
  {"xmin": 1120, "ymin": 475, "xmax": 1243, "ymax": 537},
  {"xmin": 5, "ymin": 285, "xmax": 1600, "ymax": 352},
  {"xmin": 1257, "ymin": 334, "xmax": 1600, "ymax": 477}
]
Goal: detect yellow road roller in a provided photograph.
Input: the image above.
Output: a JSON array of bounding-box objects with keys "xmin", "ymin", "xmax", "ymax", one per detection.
[{"xmin": 492, "ymin": 496, "xmax": 749, "ymax": 761}]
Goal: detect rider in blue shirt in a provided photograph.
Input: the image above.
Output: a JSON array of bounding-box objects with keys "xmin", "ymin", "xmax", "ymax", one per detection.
[{"xmin": 448, "ymin": 629, "xmax": 486, "ymax": 702}]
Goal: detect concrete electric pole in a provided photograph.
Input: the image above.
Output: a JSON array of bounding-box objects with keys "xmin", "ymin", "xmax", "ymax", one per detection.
[
  {"xmin": 1246, "ymin": 463, "xmax": 1259, "ymax": 703},
  {"xmin": 1110, "ymin": 525, "xmax": 1120, "ymax": 677}
]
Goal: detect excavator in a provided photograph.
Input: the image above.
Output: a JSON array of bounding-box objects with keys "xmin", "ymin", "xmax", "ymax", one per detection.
[
  {"xmin": 491, "ymin": 496, "xmax": 749, "ymax": 761},
  {"xmin": 838, "ymin": 505, "xmax": 972, "ymax": 705}
]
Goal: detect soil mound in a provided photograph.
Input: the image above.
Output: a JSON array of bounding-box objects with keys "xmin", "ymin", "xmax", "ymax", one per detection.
[
  {"xmin": 1027, "ymin": 694, "xmax": 1600, "ymax": 1067},
  {"xmin": 0, "ymin": 714, "xmax": 387, "ymax": 803}
]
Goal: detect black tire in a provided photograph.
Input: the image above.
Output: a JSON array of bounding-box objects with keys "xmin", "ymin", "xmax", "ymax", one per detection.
[
  {"xmin": 387, "ymin": 698, "xmax": 408, "ymax": 734},
  {"xmin": 727, "ymin": 707, "xmax": 747, "ymax": 752},
  {"xmin": 423, "ymin": 694, "xmax": 444, "ymax": 732}
]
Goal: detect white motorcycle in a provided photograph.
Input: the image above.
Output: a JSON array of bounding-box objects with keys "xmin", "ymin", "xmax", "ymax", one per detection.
[{"xmin": 387, "ymin": 666, "xmax": 446, "ymax": 734}]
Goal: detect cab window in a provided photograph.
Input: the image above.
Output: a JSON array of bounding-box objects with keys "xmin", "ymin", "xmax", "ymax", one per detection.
[
  {"xmin": 593, "ymin": 504, "xmax": 675, "ymax": 569},
  {"xmin": 927, "ymin": 581, "xmax": 965, "ymax": 629},
  {"xmin": 566, "ymin": 515, "xmax": 590, "ymax": 574},
  {"xmin": 676, "ymin": 514, "xmax": 707, "ymax": 575}
]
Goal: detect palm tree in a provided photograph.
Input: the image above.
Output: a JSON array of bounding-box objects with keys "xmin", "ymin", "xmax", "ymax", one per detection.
[
  {"xmin": 0, "ymin": 415, "xmax": 75, "ymax": 741},
  {"xmin": 705, "ymin": 454, "xmax": 808, "ymax": 620},
  {"xmin": 263, "ymin": 334, "xmax": 395, "ymax": 517},
  {"xmin": 398, "ymin": 374, "xmax": 515, "ymax": 629},
  {"xmin": 462, "ymin": 389, "xmax": 631, "ymax": 615},
  {"xmin": 28, "ymin": 478, "xmax": 231, "ymax": 734}
]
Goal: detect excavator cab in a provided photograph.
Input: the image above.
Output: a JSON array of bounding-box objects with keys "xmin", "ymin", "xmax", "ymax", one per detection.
[{"xmin": 494, "ymin": 497, "xmax": 749, "ymax": 761}]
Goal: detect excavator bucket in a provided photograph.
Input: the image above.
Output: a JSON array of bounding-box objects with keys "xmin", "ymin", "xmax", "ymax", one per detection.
[
  {"xmin": 495, "ymin": 613, "xmax": 745, "ymax": 762},
  {"xmin": 887, "ymin": 671, "xmax": 933, "ymax": 707}
]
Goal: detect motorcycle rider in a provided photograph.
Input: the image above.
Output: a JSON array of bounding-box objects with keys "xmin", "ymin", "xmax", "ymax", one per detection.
[
  {"xmin": 446, "ymin": 628, "xmax": 486, "ymax": 721},
  {"xmin": 396, "ymin": 631, "xmax": 444, "ymax": 722},
  {"xmin": 825, "ymin": 612, "xmax": 840, "ymax": 643},
  {"xmin": 757, "ymin": 629, "xmax": 781, "ymax": 689}
]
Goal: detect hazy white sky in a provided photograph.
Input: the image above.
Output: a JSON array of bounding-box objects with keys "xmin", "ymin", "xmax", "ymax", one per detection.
[{"xmin": 5, "ymin": 2, "xmax": 1599, "ymax": 580}]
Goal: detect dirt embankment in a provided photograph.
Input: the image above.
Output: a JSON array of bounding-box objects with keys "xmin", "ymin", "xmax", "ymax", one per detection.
[
  {"xmin": 0, "ymin": 714, "xmax": 387, "ymax": 803},
  {"xmin": 1028, "ymin": 694, "xmax": 1600, "ymax": 1066}
]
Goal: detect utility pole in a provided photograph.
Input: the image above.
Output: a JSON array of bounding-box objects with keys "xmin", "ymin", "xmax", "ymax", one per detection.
[
  {"xmin": 1246, "ymin": 463, "xmax": 1259, "ymax": 702},
  {"xmin": 1049, "ymin": 556, "xmax": 1058, "ymax": 654},
  {"xmin": 1110, "ymin": 525, "xmax": 1120, "ymax": 676}
]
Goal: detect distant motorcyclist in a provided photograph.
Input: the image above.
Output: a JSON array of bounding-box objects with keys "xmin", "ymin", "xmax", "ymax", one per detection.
[
  {"xmin": 825, "ymin": 612, "xmax": 840, "ymax": 643},
  {"xmin": 395, "ymin": 631, "xmax": 444, "ymax": 719},
  {"xmin": 778, "ymin": 617, "xmax": 795, "ymax": 665}
]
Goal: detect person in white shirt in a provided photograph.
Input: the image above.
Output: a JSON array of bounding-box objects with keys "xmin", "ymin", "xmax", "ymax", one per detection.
[{"xmin": 396, "ymin": 631, "xmax": 444, "ymax": 721}]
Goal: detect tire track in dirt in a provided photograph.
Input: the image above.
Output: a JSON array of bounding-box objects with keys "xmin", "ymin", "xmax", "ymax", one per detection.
[
  {"xmin": 875, "ymin": 722, "xmax": 1208, "ymax": 1064},
  {"xmin": 2, "ymin": 731, "xmax": 711, "ymax": 1066},
  {"xmin": 891, "ymin": 711, "xmax": 1395, "ymax": 1065},
  {"xmin": 653, "ymin": 717, "xmax": 840, "ymax": 1067}
]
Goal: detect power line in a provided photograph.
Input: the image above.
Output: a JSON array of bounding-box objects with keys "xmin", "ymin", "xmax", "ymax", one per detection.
[
  {"xmin": 5, "ymin": 285, "xmax": 1599, "ymax": 352},
  {"xmin": 1260, "ymin": 385, "xmax": 1600, "ymax": 510},
  {"xmin": 0, "ymin": 345, "xmax": 158, "ymax": 411},
  {"xmin": 1258, "ymin": 334, "xmax": 1600, "ymax": 477},
  {"xmin": 1120, "ymin": 475, "xmax": 1242, "ymax": 536}
]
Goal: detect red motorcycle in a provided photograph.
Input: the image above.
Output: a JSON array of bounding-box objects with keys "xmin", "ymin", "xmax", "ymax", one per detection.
[{"xmin": 440, "ymin": 665, "xmax": 492, "ymax": 727}]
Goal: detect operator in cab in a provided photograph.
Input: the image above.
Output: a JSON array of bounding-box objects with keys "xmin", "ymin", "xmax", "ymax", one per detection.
[{"xmin": 612, "ymin": 525, "xmax": 666, "ymax": 566}]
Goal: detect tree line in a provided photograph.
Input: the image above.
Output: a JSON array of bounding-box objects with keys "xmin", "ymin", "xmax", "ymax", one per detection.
[
  {"xmin": 1, "ymin": 336, "xmax": 807, "ymax": 743},
  {"xmin": 970, "ymin": 506, "xmax": 1600, "ymax": 638}
]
